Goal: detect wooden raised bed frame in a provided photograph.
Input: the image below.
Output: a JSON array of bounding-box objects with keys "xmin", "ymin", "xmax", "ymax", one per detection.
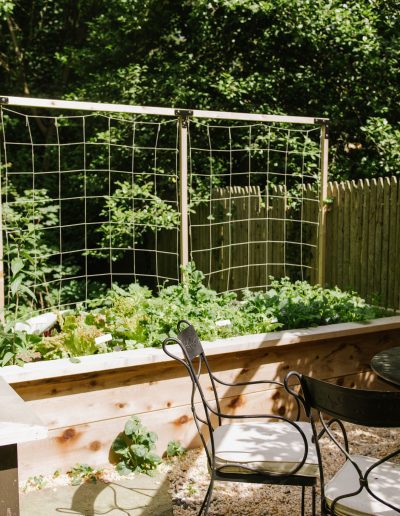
[{"xmin": 1, "ymin": 316, "xmax": 399, "ymax": 481}]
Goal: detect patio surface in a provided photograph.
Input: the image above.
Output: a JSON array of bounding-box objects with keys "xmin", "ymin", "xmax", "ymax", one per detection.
[
  {"xmin": 18, "ymin": 425, "xmax": 400, "ymax": 515},
  {"xmin": 20, "ymin": 469, "xmax": 172, "ymax": 516}
]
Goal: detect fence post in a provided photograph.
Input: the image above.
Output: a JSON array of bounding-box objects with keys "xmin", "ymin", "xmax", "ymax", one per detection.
[
  {"xmin": 317, "ymin": 121, "xmax": 329, "ymax": 286},
  {"xmin": 176, "ymin": 110, "xmax": 192, "ymax": 281}
]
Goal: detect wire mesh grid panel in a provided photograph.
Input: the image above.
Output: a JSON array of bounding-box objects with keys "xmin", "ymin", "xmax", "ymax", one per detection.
[
  {"xmin": 0, "ymin": 105, "xmax": 180, "ymax": 314},
  {"xmin": 188, "ymin": 119, "xmax": 322, "ymax": 293}
]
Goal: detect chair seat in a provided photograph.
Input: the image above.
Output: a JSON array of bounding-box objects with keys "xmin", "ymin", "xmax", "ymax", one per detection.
[
  {"xmin": 325, "ymin": 454, "xmax": 400, "ymax": 516},
  {"xmin": 207, "ymin": 421, "xmax": 318, "ymax": 477}
]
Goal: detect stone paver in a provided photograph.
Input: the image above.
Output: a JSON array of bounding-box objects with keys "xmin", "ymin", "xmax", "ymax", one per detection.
[{"xmin": 20, "ymin": 470, "xmax": 172, "ymax": 516}]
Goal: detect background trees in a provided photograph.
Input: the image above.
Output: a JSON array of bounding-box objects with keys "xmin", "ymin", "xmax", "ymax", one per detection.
[{"xmin": 1, "ymin": 0, "xmax": 399, "ymax": 179}]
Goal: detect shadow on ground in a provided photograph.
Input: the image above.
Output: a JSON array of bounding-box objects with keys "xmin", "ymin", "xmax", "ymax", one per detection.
[{"xmin": 20, "ymin": 470, "xmax": 172, "ymax": 516}]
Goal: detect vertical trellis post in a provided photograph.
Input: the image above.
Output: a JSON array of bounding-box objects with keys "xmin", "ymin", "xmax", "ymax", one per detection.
[
  {"xmin": 0, "ymin": 199, "xmax": 4, "ymax": 324},
  {"xmin": 176, "ymin": 110, "xmax": 192, "ymax": 281},
  {"xmin": 317, "ymin": 120, "xmax": 329, "ymax": 286},
  {"xmin": 0, "ymin": 106, "xmax": 4, "ymax": 323}
]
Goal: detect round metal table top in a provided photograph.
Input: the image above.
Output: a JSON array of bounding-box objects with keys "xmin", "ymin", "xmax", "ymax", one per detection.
[{"xmin": 371, "ymin": 346, "xmax": 400, "ymax": 387}]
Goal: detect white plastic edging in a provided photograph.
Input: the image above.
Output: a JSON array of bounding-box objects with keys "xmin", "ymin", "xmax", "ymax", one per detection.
[{"xmin": 1, "ymin": 316, "xmax": 399, "ymax": 385}]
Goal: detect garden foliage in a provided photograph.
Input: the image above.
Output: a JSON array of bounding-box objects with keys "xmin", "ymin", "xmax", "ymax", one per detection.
[
  {"xmin": 1, "ymin": 0, "xmax": 399, "ymax": 316},
  {"xmin": 112, "ymin": 415, "xmax": 161, "ymax": 475},
  {"xmin": 0, "ymin": 265, "xmax": 387, "ymax": 366}
]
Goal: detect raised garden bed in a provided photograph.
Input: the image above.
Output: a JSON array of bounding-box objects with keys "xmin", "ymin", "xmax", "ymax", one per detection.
[{"xmin": 1, "ymin": 315, "xmax": 399, "ymax": 481}]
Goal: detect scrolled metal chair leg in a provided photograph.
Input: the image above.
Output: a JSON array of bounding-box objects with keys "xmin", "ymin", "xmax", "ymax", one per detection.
[
  {"xmin": 311, "ymin": 485, "xmax": 316, "ymax": 516},
  {"xmin": 301, "ymin": 486, "xmax": 305, "ymax": 516},
  {"xmin": 199, "ymin": 477, "xmax": 215, "ymax": 515}
]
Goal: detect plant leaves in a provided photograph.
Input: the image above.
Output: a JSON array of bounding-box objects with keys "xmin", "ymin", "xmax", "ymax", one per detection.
[
  {"xmin": 11, "ymin": 257, "xmax": 24, "ymax": 275},
  {"xmin": 111, "ymin": 436, "xmax": 128, "ymax": 453},
  {"xmin": 116, "ymin": 461, "xmax": 133, "ymax": 476}
]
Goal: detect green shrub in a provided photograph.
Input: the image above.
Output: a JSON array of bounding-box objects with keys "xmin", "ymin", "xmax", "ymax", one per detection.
[
  {"xmin": 0, "ymin": 322, "xmax": 42, "ymax": 366},
  {"xmin": 242, "ymin": 277, "xmax": 386, "ymax": 329},
  {"xmin": 165, "ymin": 440, "xmax": 186, "ymax": 459},
  {"xmin": 112, "ymin": 416, "xmax": 161, "ymax": 475},
  {"xmin": 67, "ymin": 463, "xmax": 102, "ymax": 485},
  {"xmin": 1, "ymin": 264, "xmax": 388, "ymax": 365}
]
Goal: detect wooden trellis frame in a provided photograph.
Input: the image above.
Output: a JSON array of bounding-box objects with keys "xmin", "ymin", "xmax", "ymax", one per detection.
[{"xmin": 0, "ymin": 95, "xmax": 328, "ymax": 315}]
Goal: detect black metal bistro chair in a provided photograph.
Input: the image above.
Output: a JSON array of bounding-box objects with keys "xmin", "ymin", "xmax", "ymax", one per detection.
[
  {"xmin": 285, "ymin": 372, "xmax": 400, "ymax": 515},
  {"xmin": 162, "ymin": 321, "xmax": 319, "ymax": 515}
]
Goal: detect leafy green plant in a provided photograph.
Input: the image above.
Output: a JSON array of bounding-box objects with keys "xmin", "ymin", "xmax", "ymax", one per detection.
[
  {"xmin": 0, "ymin": 264, "xmax": 387, "ymax": 366},
  {"xmin": 165, "ymin": 440, "xmax": 186, "ymax": 459},
  {"xmin": 141, "ymin": 263, "xmax": 281, "ymax": 346},
  {"xmin": 0, "ymin": 321, "xmax": 42, "ymax": 366},
  {"xmin": 112, "ymin": 416, "xmax": 161, "ymax": 475},
  {"xmin": 91, "ymin": 181, "xmax": 179, "ymax": 261},
  {"xmin": 242, "ymin": 277, "xmax": 385, "ymax": 330},
  {"xmin": 67, "ymin": 463, "xmax": 102, "ymax": 485},
  {"xmin": 23, "ymin": 474, "xmax": 47, "ymax": 492},
  {"xmin": 2, "ymin": 186, "xmax": 78, "ymax": 318},
  {"xmin": 186, "ymin": 481, "xmax": 198, "ymax": 496}
]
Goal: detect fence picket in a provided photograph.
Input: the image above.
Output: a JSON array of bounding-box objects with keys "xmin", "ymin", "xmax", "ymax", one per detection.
[
  {"xmin": 367, "ymin": 179, "xmax": 378, "ymax": 302},
  {"xmin": 360, "ymin": 179, "xmax": 370, "ymax": 299},
  {"xmin": 381, "ymin": 177, "xmax": 391, "ymax": 306},
  {"xmin": 388, "ymin": 177, "xmax": 399, "ymax": 308}
]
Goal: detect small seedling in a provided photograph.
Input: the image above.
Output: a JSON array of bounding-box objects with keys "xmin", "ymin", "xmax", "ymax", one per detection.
[
  {"xmin": 112, "ymin": 415, "xmax": 161, "ymax": 475},
  {"xmin": 165, "ymin": 440, "xmax": 186, "ymax": 459},
  {"xmin": 24, "ymin": 475, "xmax": 47, "ymax": 491},
  {"xmin": 187, "ymin": 481, "xmax": 198, "ymax": 495},
  {"xmin": 53, "ymin": 469, "xmax": 61, "ymax": 478},
  {"xmin": 67, "ymin": 463, "xmax": 101, "ymax": 485}
]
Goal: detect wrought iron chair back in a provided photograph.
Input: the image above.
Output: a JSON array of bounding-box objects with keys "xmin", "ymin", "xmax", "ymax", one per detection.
[
  {"xmin": 286, "ymin": 372, "xmax": 400, "ymax": 515},
  {"xmin": 163, "ymin": 321, "xmax": 319, "ymax": 515},
  {"xmin": 162, "ymin": 320, "xmax": 222, "ymax": 470}
]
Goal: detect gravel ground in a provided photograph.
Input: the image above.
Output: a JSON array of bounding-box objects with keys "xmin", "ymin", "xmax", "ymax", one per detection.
[
  {"xmin": 20, "ymin": 425, "xmax": 399, "ymax": 515},
  {"xmin": 167, "ymin": 425, "xmax": 400, "ymax": 516}
]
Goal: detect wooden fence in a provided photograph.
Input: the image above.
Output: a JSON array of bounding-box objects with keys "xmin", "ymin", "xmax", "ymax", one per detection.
[
  {"xmin": 190, "ymin": 184, "xmax": 319, "ymax": 292},
  {"xmin": 325, "ymin": 176, "xmax": 400, "ymax": 309},
  {"xmin": 188, "ymin": 176, "xmax": 400, "ymax": 309}
]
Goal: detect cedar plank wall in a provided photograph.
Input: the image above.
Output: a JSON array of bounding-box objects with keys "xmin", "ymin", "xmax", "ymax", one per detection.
[{"xmin": 10, "ymin": 327, "xmax": 400, "ymax": 481}]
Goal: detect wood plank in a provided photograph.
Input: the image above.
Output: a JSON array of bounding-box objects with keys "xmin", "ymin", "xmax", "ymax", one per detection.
[
  {"xmin": 349, "ymin": 180, "xmax": 360, "ymax": 292},
  {"xmin": 360, "ymin": 179, "xmax": 370, "ymax": 299},
  {"xmin": 325, "ymin": 182, "xmax": 333, "ymax": 286},
  {"xmin": 267, "ymin": 183, "xmax": 283, "ymax": 281},
  {"xmin": 329, "ymin": 371, "xmax": 400, "ymax": 391},
  {"xmin": 367, "ymin": 178, "xmax": 377, "ymax": 302},
  {"xmin": 342, "ymin": 181, "xmax": 351, "ymax": 289},
  {"xmin": 250, "ymin": 186, "xmax": 263, "ymax": 289},
  {"xmin": 336, "ymin": 182, "xmax": 345, "ymax": 287},
  {"xmin": 395, "ymin": 178, "xmax": 400, "ymax": 310},
  {"xmin": 330, "ymin": 181, "xmax": 340, "ymax": 288},
  {"xmin": 0, "ymin": 377, "xmax": 47, "ymax": 446},
  {"xmin": 243, "ymin": 186, "xmax": 251, "ymax": 289},
  {"xmin": 381, "ymin": 177, "xmax": 391, "ymax": 306},
  {"xmin": 387, "ymin": 177, "xmax": 398, "ymax": 308},
  {"xmin": 306, "ymin": 183, "xmax": 318, "ymax": 284},
  {"xmin": 229, "ymin": 187, "xmax": 239, "ymax": 289},
  {"xmin": 3, "ymin": 97, "xmax": 324, "ymax": 124},
  {"xmin": 17, "ymin": 388, "xmax": 297, "ymax": 481},
  {"xmin": 11, "ymin": 327, "xmax": 400, "ymax": 430},
  {"xmin": 374, "ymin": 178, "xmax": 384, "ymax": 303},
  {"xmin": 222, "ymin": 187, "xmax": 231, "ymax": 292}
]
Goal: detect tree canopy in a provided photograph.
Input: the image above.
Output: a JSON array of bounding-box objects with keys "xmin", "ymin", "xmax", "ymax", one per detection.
[{"xmin": 1, "ymin": 0, "xmax": 400, "ymax": 179}]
